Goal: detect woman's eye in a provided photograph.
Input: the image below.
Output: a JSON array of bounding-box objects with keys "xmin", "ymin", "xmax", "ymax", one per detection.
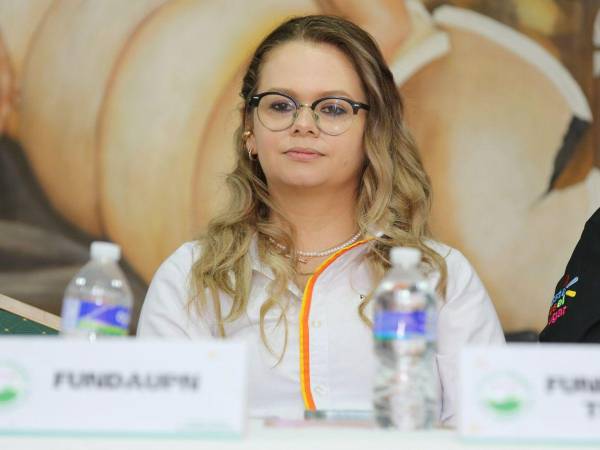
[
  {"xmin": 269, "ymin": 101, "xmax": 295, "ymax": 113},
  {"xmin": 320, "ymin": 103, "xmax": 348, "ymax": 116}
]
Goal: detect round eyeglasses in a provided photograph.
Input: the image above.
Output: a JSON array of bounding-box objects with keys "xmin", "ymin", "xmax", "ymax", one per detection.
[{"xmin": 248, "ymin": 91, "xmax": 369, "ymax": 136}]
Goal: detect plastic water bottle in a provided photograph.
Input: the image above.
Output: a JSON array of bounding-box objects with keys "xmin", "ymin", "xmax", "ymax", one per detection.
[
  {"xmin": 60, "ymin": 241, "xmax": 133, "ymax": 340},
  {"xmin": 372, "ymin": 247, "xmax": 439, "ymax": 429}
]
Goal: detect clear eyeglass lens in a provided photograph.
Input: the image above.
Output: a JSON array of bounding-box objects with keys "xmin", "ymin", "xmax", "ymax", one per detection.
[
  {"xmin": 315, "ymin": 98, "xmax": 352, "ymax": 135},
  {"xmin": 257, "ymin": 94, "xmax": 296, "ymax": 131}
]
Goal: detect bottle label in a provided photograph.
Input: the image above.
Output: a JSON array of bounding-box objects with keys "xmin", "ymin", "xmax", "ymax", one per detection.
[
  {"xmin": 373, "ymin": 311, "xmax": 432, "ymax": 340},
  {"xmin": 62, "ymin": 298, "xmax": 130, "ymax": 336}
]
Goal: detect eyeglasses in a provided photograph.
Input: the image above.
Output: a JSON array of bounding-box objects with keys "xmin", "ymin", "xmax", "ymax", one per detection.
[{"xmin": 248, "ymin": 91, "xmax": 369, "ymax": 136}]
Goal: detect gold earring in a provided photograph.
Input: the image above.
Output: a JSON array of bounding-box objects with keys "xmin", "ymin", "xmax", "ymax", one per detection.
[
  {"xmin": 247, "ymin": 148, "xmax": 257, "ymax": 161},
  {"xmin": 243, "ymin": 130, "xmax": 257, "ymax": 161}
]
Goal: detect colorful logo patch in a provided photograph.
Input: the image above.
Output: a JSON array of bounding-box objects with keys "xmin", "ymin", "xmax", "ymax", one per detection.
[{"xmin": 547, "ymin": 275, "xmax": 578, "ymax": 325}]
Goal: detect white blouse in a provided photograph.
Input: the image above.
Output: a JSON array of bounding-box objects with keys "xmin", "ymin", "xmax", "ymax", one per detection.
[{"xmin": 137, "ymin": 238, "xmax": 505, "ymax": 426}]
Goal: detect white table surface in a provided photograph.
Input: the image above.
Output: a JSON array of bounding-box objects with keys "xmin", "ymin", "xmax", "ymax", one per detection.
[{"xmin": 0, "ymin": 420, "xmax": 595, "ymax": 450}]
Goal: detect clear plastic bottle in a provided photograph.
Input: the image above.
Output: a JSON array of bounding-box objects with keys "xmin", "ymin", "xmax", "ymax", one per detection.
[
  {"xmin": 60, "ymin": 241, "xmax": 133, "ymax": 340},
  {"xmin": 372, "ymin": 247, "xmax": 439, "ymax": 429}
]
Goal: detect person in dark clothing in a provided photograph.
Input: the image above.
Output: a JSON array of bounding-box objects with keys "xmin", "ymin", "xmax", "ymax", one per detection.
[{"xmin": 539, "ymin": 207, "xmax": 600, "ymax": 342}]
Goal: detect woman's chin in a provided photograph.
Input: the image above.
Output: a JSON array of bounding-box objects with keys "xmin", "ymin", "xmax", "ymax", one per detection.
[
  {"xmin": 263, "ymin": 163, "xmax": 360, "ymax": 193},
  {"xmin": 267, "ymin": 174, "xmax": 328, "ymax": 191},
  {"xmin": 282, "ymin": 178, "xmax": 326, "ymax": 190}
]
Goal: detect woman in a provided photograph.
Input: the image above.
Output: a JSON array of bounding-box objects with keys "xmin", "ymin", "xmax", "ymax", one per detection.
[{"xmin": 137, "ymin": 15, "xmax": 504, "ymax": 426}]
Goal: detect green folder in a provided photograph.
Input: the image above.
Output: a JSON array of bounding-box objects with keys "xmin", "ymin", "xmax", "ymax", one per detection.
[{"xmin": 0, "ymin": 309, "xmax": 58, "ymax": 335}]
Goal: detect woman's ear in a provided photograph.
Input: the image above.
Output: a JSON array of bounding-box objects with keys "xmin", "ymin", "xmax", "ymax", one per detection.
[
  {"xmin": 243, "ymin": 130, "xmax": 257, "ymax": 159},
  {"xmin": 245, "ymin": 131, "xmax": 256, "ymax": 155}
]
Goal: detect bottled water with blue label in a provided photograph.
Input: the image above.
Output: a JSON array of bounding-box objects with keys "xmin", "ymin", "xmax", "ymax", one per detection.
[
  {"xmin": 61, "ymin": 241, "xmax": 132, "ymax": 339},
  {"xmin": 372, "ymin": 247, "xmax": 439, "ymax": 429}
]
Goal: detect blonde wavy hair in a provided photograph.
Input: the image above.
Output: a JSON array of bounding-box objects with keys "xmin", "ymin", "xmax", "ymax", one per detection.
[{"xmin": 191, "ymin": 15, "xmax": 447, "ymax": 357}]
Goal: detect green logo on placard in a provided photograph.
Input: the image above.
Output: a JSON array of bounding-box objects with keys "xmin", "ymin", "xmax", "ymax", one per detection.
[
  {"xmin": 0, "ymin": 364, "xmax": 27, "ymax": 408},
  {"xmin": 479, "ymin": 372, "xmax": 530, "ymax": 418}
]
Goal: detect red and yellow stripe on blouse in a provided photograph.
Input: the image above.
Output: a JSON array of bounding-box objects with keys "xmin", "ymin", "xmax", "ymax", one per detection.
[{"xmin": 299, "ymin": 238, "xmax": 372, "ymax": 411}]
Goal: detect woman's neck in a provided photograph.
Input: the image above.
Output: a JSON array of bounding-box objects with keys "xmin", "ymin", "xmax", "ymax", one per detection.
[{"xmin": 270, "ymin": 185, "xmax": 359, "ymax": 253}]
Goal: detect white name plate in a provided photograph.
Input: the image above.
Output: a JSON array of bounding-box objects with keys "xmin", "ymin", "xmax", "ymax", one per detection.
[
  {"xmin": 0, "ymin": 337, "xmax": 247, "ymax": 438},
  {"xmin": 460, "ymin": 344, "xmax": 600, "ymax": 443}
]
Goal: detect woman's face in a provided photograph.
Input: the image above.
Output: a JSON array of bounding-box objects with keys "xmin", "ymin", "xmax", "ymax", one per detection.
[{"xmin": 247, "ymin": 40, "xmax": 368, "ymax": 194}]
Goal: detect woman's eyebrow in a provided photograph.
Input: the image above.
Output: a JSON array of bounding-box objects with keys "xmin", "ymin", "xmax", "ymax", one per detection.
[
  {"xmin": 318, "ymin": 89, "xmax": 354, "ymax": 98},
  {"xmin": 263, "ymin": 87, "xmax": 297, "ymax": 96},
  {"xmin": 262, "ymin": 87, "xmax": 357, "ymax": 99}
]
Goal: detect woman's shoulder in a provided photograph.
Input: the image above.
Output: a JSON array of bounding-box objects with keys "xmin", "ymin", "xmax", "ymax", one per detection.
[
  {"xmin": 138, "ymin": 240, "xmax": 210, "ymax": 337},
  {"xmin": 426, "ymin": 240, "xmax": 506, "ymax": 345},
  {"xmin": 144, "ymin": 240, "xmax": 200, "ymax": 308},
  {"xmin": 154, "ymin": 241, "xmax": 200, "ymax": 277},
  {"xmin": 425, "ymin": 239, "xmax": 471, "ymax": 270},
  {"xmin": 425, "ymin": 239, "xmax": 488, "ymax": 301}
]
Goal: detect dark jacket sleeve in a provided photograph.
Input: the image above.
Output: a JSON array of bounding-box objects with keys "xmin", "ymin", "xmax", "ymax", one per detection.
[{"xmin": 539, "ymin": 207, "xmax": 600, "ymax": 343}]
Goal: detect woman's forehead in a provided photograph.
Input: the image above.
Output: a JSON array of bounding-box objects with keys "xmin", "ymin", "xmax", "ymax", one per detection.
[{"xmin": 257, "ymin": 40, "xmax": 366, "ymax": 101}]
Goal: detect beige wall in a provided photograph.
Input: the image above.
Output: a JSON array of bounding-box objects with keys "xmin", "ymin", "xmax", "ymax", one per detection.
[{"xmin": 0, "ymin": 0, "xmax": 598, "ymax": 332}]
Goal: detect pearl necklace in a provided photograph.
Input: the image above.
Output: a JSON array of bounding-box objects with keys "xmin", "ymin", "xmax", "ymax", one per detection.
[{"xmin": 269, "ymin": 230, "xmax": 362, "ymax": 263}]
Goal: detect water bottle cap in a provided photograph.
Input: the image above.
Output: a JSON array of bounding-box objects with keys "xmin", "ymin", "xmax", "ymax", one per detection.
[
  {"xmin": 90, "ymin": 241, "xmax": 121, "ymax": 261},
  {"xmin": 390, "ymin": 247, "xmax": 421, "ymax": 268}
]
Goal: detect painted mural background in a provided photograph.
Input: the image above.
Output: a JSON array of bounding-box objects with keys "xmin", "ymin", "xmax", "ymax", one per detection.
[{"xmin": 0, "ymin": 0, "xmax": 598, "ymax": 332}]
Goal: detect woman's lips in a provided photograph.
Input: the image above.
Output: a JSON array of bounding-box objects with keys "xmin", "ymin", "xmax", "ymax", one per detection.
[{"xmin": 284, "ymin": 147, "xmax": 323, "ymax": 161}]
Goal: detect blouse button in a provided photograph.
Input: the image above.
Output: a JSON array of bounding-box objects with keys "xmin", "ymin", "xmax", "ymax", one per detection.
[{"xmin": 310, "ymin": 319, "xmax": 322, "ymax": 329}]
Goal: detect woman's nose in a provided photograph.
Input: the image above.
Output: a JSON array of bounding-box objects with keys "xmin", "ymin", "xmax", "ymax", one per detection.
[{"xmin": 291, "ymin": 105, "xmax": 320, "ymax": 135}]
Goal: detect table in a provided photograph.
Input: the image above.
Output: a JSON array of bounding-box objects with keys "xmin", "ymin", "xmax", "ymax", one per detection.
[{"xmin": 0, "ymin": 420, "xmax": 594, "ymax": 450}]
